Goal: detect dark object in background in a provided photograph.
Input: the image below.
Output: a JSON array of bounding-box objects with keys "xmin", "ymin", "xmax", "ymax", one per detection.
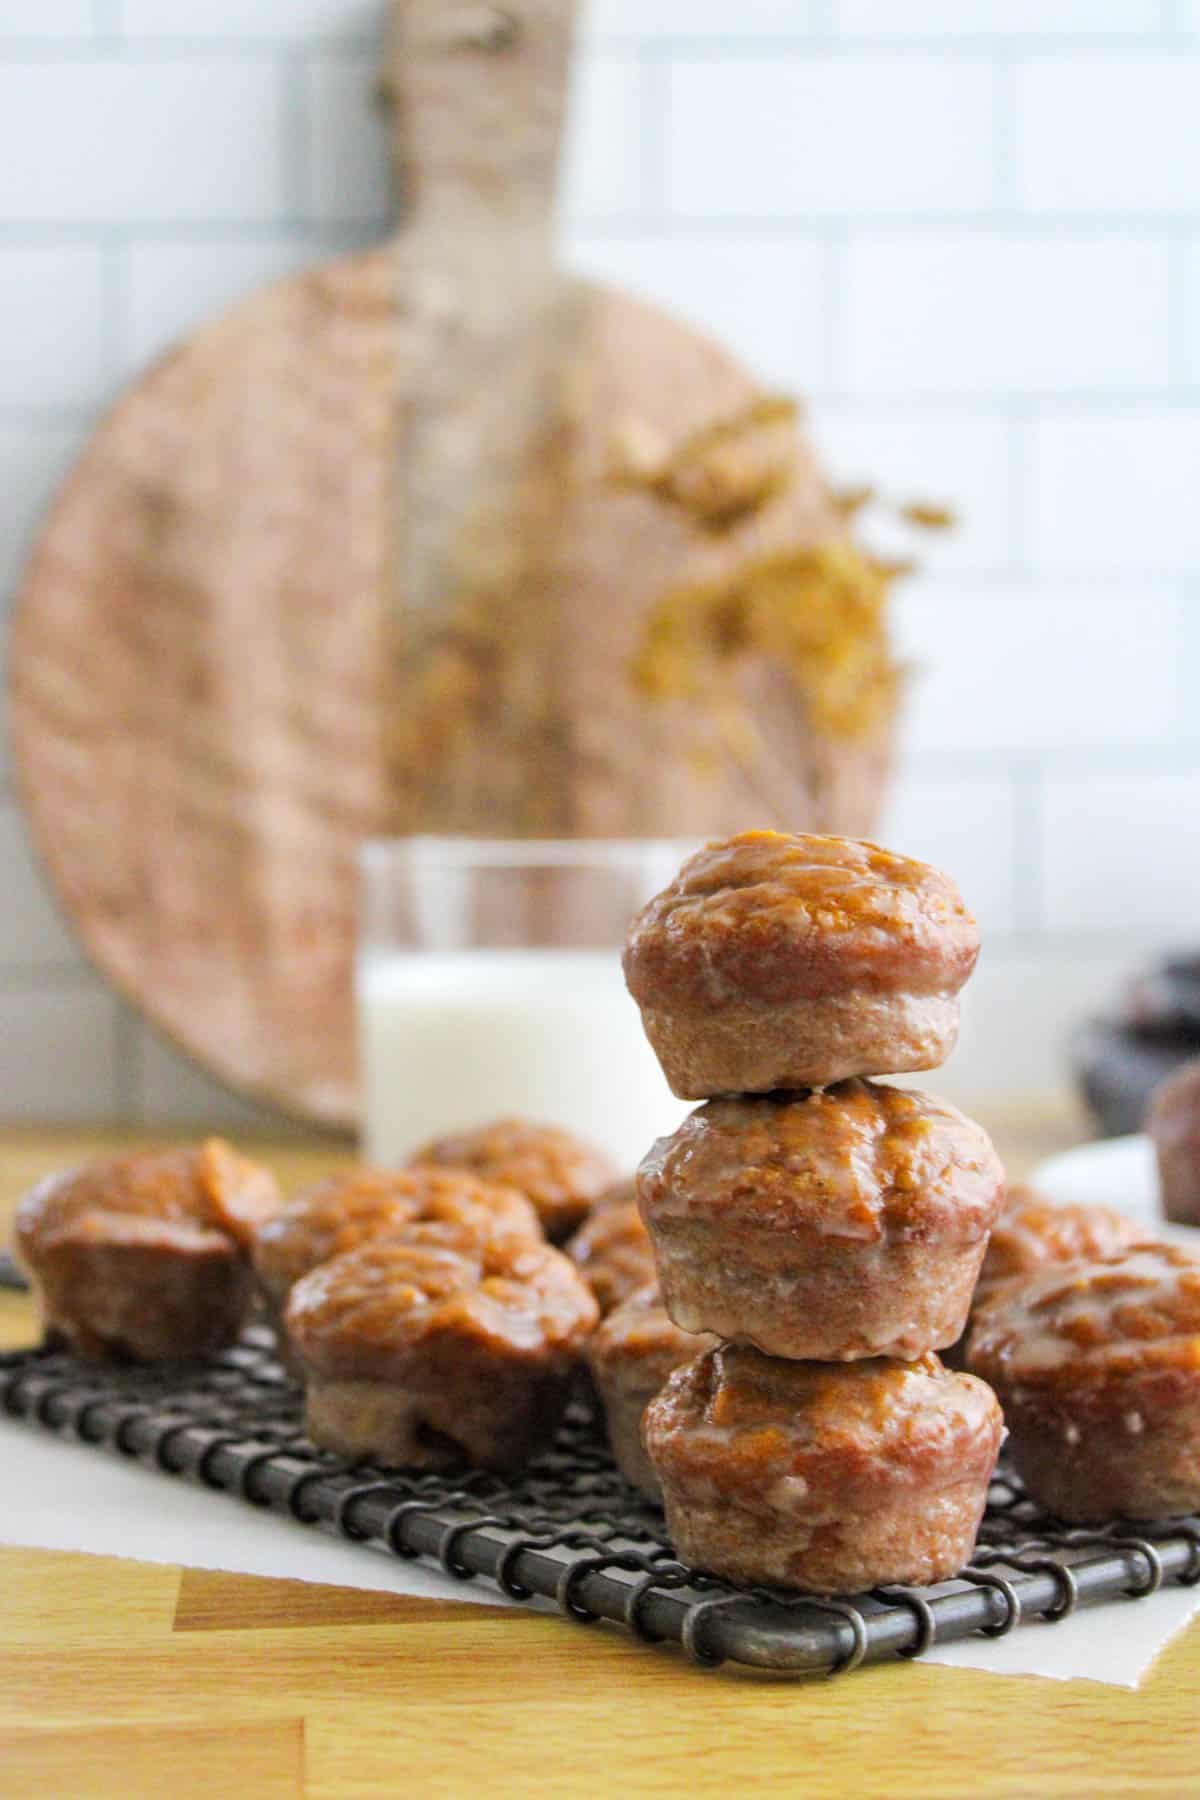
[
  {"xmin": 1072, "ymin": 1021, "xmax": 1198, "ymax": 1137},
  {"xmin": 0, "ymin": 1252, "xmax": 28, "ymax": 1291},
  {"xmin": 1073, "ymin": 953, "xmax": 1200, "ymax": 1137},
  {"xmin": 1128, "ymin": 954, "xmax": 1200, "ymax": 1037},
  {"xmin": 1149, "ymin": 1057, "xmax": 1200, "ymax": 1226}
]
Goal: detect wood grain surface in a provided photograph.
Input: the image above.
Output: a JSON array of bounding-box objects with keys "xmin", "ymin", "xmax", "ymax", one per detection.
[{"xmin": 6, "ymin": 1117, "xmax": 1199, "ymax": 1800}]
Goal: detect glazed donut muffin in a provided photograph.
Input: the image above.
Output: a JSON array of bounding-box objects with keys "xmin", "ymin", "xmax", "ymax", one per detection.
[
  {"xmin": 622, "ymin": 831, "xmax": 979, "ymax": 1097},
  {"xmin": 1149, "ymin": 1058, "xmax": 1200, "ymax": 1226},
  {"xmin": 253, "ymin": 1165, "xmax": 540, "ymax": 1339},
  {"xmin": 644, "ymin": 1345, "xmax": 1002, "ymax": 1593},
  {"xmin": 969, "ymin": 1244, "xmax": 1200, "ymax": 1522},
  {"xmin": 287, "ymin": 1235, "xmax": 598, "ymax": 1470},
  {"xmin": 565, "ymin": 1181, "xmax": 656, "ymax": 1317},
  {"xmin": 974, "ymin": 1187, "xmax": 1143, "ymax": 1311},
  {"xmin": 638, "ymin": 1083, "xmax": 1004, "ymax": 1360},
  {"xmin": 410, "ymin": 1117, "xmax": 618, "ymax": 1242},
  {"xmin": 14, "ymin": 1140, "xmax": 281, "ymax": 1362},
  {"xmin": 586, "ymin": 1285, "xmax": 716, "ymax": 1495}
]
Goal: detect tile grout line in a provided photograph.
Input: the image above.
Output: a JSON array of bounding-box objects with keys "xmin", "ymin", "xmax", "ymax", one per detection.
[
  {"xmin": 1011, "ymin": 758, "xmax": 1045, "ymax": 936},
  {"xmin": 4, "ymin": 34, "xmax": 1200, "ymax": 59},
  {"xmin": 1005, "ymin": 406, "xmax": 1032, "ymax": 579},
  {"xmin": 820, "ymin": 230, "xmax": 845, "ymax": 394},
  {"xmin": 989, "ymin": 49, "xmax": 1021, "ymax": 215},
  {"xmin": 1166, "ymin": 232, "xmax": 1192, "ymax": 390},
  {"xmin": 92, "ymin": 0, "xmax": 122, "ymax": 43},
  {"xmin": 98, "ymin": 226, "xmax": 129, "ymax": 387},
  {"xmin": 279, "ymin": 47, "xmax": 313, "ymax": 227},
  {"xmin": 1158, "ymin": 0, "xmax": 1192, "ymax": 31},
  {"xmin": 636, "ymin": 43, "xmax": 673, "ymax": 228},
  {"xmin": 5, "ymin": 218, "xmax": 1200, "ymax": 245}
]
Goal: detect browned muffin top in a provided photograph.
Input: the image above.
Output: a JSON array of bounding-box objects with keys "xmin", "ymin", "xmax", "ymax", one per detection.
[
  {"xmin": 647, "ymin": 1344, "xmax": 1002, "ymax": 1495},
  {"xmin": 565, "ymin": 1181, "xmax": 656, "ymax": 1315},
  {"xmin": 252, "ymin": 1165, "xmax": 539, "ymax": 1304},
  {"xmin": 623, "ymin": 831, "xmax": 979, "ymax": 1006},
  {"xmin": 638, "ymin": 1082, "xmax": 1004, "ymax": 1247},
  {"xmin": 286, "ymin": 1235, "xmax": 598, "ymax": 1382},
  {"xmin": 16, "ymin": 1140, "xmax": 281, "ymax": 1261},
  {"xmin": 970, "ymin": 1243, "xmax": 1200, "ymax": 1386},
  {"xmin": 411, "ymin": 1117, "xmax": 618, "ymax": 1242},
  {"xmin": 977, "ymin": 1189, "xmax": 1142, "ymax": 1304},
  {"xmin": 586, "ymin": 1283, "xmax": 716, "ymax": 1392}
]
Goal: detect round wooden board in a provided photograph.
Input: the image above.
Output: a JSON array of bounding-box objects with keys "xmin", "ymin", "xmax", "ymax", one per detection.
[{"xmin": 8, "ymin": 241, "xmax": 883, "ymax": 1127}]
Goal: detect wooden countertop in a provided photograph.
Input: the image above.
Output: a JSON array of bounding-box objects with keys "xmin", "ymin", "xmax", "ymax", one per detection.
[{"xmin": 4, "ymin": 1113, "xmax": 1199, "ymax": 1800}]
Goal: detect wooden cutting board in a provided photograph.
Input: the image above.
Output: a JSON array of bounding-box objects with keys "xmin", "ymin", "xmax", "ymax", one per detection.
[{"xmin": 7, "ymin": 0, "xmax": 890, "ymax": 1127}]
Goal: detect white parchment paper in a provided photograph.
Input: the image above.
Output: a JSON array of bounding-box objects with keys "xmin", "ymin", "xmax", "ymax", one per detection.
[{"xmin": 5, "ymin": 1419, "xmax": 1196, "ymax": 1685}]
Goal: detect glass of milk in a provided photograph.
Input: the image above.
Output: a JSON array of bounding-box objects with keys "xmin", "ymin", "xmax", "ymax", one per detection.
[{"xmin": 357, "ymin": 838, "xmax": 695, "ymax": 1172}]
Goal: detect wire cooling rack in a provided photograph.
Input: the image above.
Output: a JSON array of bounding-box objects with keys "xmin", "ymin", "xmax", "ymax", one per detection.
[{"xmin": 3, "ymin": 1323, "xmax": 1200, "ymax": 1676}]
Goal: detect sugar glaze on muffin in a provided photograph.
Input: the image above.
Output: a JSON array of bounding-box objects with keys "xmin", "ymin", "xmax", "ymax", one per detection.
[
  {"xmin": 644, "ymin": 1345, "xmax": 1002, "ymax": 1593},
  {"xmin": 973, "ymin": 1187, "xmax": 1142, "ymax": 1314},
  {"xmin": 253, "ymin": 1164, "xmax": 540, "ymax": 1334},
  {"xmin": 638, "ymin": 1082, "xmax": 1004, "ymax": 1360},
  {"xmin": 411, "ymin": 1117, "xmax": 617, "ymax": 1242},
  {"xmin": 288, "ymin": 1234, "xmax": 597, "ymax": 1471},
  {"xmin": 968, "ymin": 1243, "xmax": 1200, "ymax": 1521},
  {"xmin": 623, "ymin": 831, "xmax": 979, "ymax": 1097},
  {"xmin": 15, "ymin": 1140, "xmax": 281, "ymax": 1362}
]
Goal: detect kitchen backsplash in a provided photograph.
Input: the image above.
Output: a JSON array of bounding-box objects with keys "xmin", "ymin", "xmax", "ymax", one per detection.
[{"xmin": 1, "ymin": 0, "xmax": 1197, "ymax": 1124}]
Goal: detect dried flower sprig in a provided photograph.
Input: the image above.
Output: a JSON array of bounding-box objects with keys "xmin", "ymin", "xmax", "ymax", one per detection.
[
  {"xmin": 623, "ymin": 398, "xmax": 955, "ymax": 752},
  {"xmin": 609, "ymin": 396, "xmax": 800, "ymax": 535}
]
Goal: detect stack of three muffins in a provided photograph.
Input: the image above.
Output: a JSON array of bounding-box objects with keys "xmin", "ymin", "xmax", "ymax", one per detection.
[{"xmin": 615, "ymin": 832, "xmax": 1007, "ymax": 1595}]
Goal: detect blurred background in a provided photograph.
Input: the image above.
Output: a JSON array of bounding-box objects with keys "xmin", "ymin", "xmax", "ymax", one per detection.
[{"xmin": 0, "ymin": 0, "xmax": 1196, "ymax": 1129}]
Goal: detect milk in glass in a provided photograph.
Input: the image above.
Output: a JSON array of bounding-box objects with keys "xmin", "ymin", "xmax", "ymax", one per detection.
[{"xmin": 358, "ymin": 947, "xmax": 689, "ymax": 1170}]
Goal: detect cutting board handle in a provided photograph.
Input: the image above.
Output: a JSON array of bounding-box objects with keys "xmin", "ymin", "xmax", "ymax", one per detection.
[
  {"xmin": 382, "ymin": 0, "xmax": 587, "ymax": 835},
  {"xmin": 384, "ymin": 0, "xmax": 580, "ymax": 242}
]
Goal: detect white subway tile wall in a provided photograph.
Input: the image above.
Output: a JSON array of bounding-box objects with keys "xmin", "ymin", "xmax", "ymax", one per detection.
[
  {"xmin": 301, "ymin": 53, "xmax": 392, "ymax": 224},
  {"xmin": 588, "ymin": 0, "xmax": 830, "ymax": 36},
  {"xmin": 1031, "ymin": 415, "xmax": 1200, "ymax": 569},
  {"xmin": 665, "ymin": 60, "xmax": 998, "ymax": 217},
  {"xmin": 0, "ymin": 246, "xmax": 109, "ymax": 410},
  {"xmin": 0, "ymin": 0, "xmax": 1195, "ymax": 1124},
  {"xmin": 0, "ymin": 1, "xmax": 98, "ymax": 39},
  {"xmin": 0, "ymin": 63, "xmax": 289, "ymax": 224},
  {"xmin": 816, "ymin": 413, "xmax": 1015, "ymax": 572},
  {"xmin": 0, "ymin": 986, "xmax": 124, "ymax": 1124},
  {"xmin": 0, "ymin": 425, "xmax": 90, "ymax": 598},
  {"xmin": 1042, "ymin": 773, "xmax": 1200, "ymax": 935},
  {"xmin": 839, "ymin": 238, "xmax": 1172, "ymax": 394},
  {"xmin": 117, "ymin": 0, "xmax": 379, "ymax": 39},
  {"xmin": 838, "ymin": 1, "xmax": 1162, "ymax": 32},
  {"xmin": 1016, "ymin": 60, "xmax": 1200, "ymax": 212},
  {"xmin": 560, "ymin": 52, "xmax": 649, "ymax": 220},
  {"xmin": 0, "ymin": 801, "xmax": 86, "ymax": 971},
  {"xmin": 892, "ymin": 587, "xmax": 1180, "ymax": 754}
]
